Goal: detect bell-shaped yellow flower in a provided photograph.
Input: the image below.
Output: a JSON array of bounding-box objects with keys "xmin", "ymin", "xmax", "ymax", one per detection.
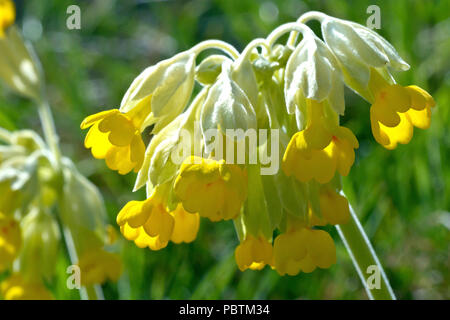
[
  {"xmin": 77, "ymin": 247, "xmax": 122, "ymax": 285},
  {"xmin": 282, "ymin": 100, "xmax": 359, "ymax": 184},
  {"xmin": 234, "ymin": 235, "xmax": 273, "ymax": 271},
  {"xmin": 80, "ymin": 98, "xmax": 151, "ymax": 174},
  {"xmin": 0, "ymin": 0, "xmax": 15, "ymax": 38},
  {"xmin": 0, "ymin": 212, "xmax": 21, "ymax": 272},
  {"xmin": 1, "ymin": 273, "xmax": 53, "ymax": 300},
  {"xmin": 273, "ymin": 228, "xmax": 336, "ymax": 276},
  {"xmin": 369, "ymin": 74, "xmax": 435, "ymax": 149},
  {"xmin": 170, "ymin": 203, "xmax": 200, "ymax": 244},
  {"xmin": 117, "ymin": 187, "xmax": 175, "ymax": 250},
  {"xmin": 174, "ymin": 156, "xmax": 247, "ymax": 222},
  {"xmin": 117, "ymin": 187, "xmax": 200, "ymax": 250}
]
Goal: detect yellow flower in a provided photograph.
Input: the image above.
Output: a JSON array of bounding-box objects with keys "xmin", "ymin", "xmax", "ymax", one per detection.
[
  {"xmin": 120, "ymin": 224, "xmax": 169, "ymax": 251},
  {"xmin": 170, "ymin": 203, "xmax": 200, "ymax": 244},
  {"xmin": 273, "ymin": 228, "xmax": 336, "ymax": 276},
  {"xmin": 77, "ymin": 248, "xmax": 122, "ymax": 285},
  {"xmin": 80, "ymin": 98, "xmax": 151, "ymax": 174},
  {"xmin": 0, "ymin": 0, "xmax": 15, "ymax": 38},
  {"xmin": 0, "ymin": 212, "xmax": 21, "ymax": 272},
  {"xmin": 234, "ymin": 235, "xmax": 273, "ymax": 271},
  {"xmin": 282, "ymin": 100, "xmax": 359, "ymax": 184},
  {"xmin": 1, "ymin": 274, "xmax": 53, "ymax": 300},
  {"xmin": 174, "ymin": 156, "xmax": 247, "ymax": 222},
  {"xmin": 117, "ymin": 188, "xmax": 175, "ymax": 249},
  {"xmin": 369, "ymin": 74, "xmax": 435, "ymax": 149},
  {"xmin": 117, "ymin": 185, "xmax": 201, "ymax": 249}
]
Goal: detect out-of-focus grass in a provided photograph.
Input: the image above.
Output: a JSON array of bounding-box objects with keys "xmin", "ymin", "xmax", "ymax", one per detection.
[{"xmin": 0, "ymin": 0, "xmax": 448, "ymax": 299}]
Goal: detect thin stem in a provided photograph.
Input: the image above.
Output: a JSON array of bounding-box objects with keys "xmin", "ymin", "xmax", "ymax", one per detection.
[
  {"xmin": 191, "ymin": 40, "xmax": 240, "ymax": 60},
  {"xmin": 37, "ymin": 98, "xmax": 103, "ymax": 300},
  {"xmin": 286, "ymin": 11, "xmax": 327, "ymax": 47},
  {"xmin": 336, "ymin": 198, "xmax": 396, "ymax": 300},
  {"xmin": 37, "ymin": 100, "xmax": 62, "ymax": 168},
  {"xmin": 266, "ymin": 22, "xmax": 314, "ymax": 48}
]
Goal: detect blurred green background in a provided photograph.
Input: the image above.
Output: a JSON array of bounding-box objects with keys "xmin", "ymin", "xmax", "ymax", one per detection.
[{"xmin": 1, "ymin": 0, "xmax": 448, "ymax": 299}]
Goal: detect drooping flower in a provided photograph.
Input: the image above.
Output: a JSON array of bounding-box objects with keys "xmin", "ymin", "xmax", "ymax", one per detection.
[
  {"xmin": 174, "ymin": 156, "xmax": 248, "ymax": 222},
  {"xmin": 234, "ymin": 235, "xmax": 273, "ymax": 271},
  {"xmin": 0, "ymin": 0, "xmax": 15, "ymax": 38},
  {"xmin": 117, "ymin": 186, "xmax": 200, "ymax": 250},
  {"xmin": 318, "ymin": 15, "xmax": 435, "ymax": 149},
  {"xmin": 282, "ymin": 100, "xmax": 359, "ymax": 184},
  {"xmin": 368, "ymin": 71, "xmax": 435, "ymax": 149},
  {"xmin": 1, "ymin": 273, "xmax": 53, "ymax": 300},
  {"xmin": 0, "ymin": 212, "xmax": 21, "ymax": 272},
  {"xmin": 273, "ymin": 227, "xmax": 336, "ymax": 276},
  {"xmin": 80, "ymin": 100, "xmax": 150, "ymax": 174}
]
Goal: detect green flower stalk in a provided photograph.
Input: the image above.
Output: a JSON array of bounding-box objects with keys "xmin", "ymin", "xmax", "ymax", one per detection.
[{"xmin": 0, "ymin": 0, "xmax": 122, "ymax": 300}]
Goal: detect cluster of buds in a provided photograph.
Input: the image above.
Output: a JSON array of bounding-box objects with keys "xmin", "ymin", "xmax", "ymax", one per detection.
[
  {"xmin": 0, "ymin": 129, "xmax": 122, "ymax": 299},
  {"xmin": 0, "ymin": 1, "xmax": 121, "ymax": 299},
  {"xmin": 81, "ymin": 11, "xmax": 435, "ymax": 276}
]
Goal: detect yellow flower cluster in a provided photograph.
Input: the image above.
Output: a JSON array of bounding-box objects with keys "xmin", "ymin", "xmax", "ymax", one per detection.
[{"xmin": 80, "ymin": 10, "xmax": 434, "ymax": 278}]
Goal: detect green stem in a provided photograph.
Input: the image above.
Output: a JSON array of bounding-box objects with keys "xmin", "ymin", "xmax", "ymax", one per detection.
[
  {"xmin": 336, "ymin": 201, "xmax": 396, "ymax": 300},
  {"xmin": 38, "ymin": 100, "xmax": 62, "ymax": 167},
  {"xmin": 191, "ymin": 39, "xmax": 240, "ymax": 60},
  {"xmin": 37, "ymin": 98, "xmax": 103, "ymax": 300}
]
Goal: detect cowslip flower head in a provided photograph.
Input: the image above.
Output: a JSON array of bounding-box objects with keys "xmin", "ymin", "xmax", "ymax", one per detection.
[
  {"xmin": 234, "ymin": 235, "xmax": 273, "ymax": 271},
  {"xmin": 0, "ymin": 0, "xmax": 14, "ymax": 38},
  {"xmin": 1, "ymin": 273, "xmax": 53, "ymax": 300},
  {"xmin": 80, "ymin": 102, "xmax": 150, "ymax": 174},
  {"xmin": 174, "ymin": 156, "xmax": 248, "ymax": 222},
  {"xmin": 79, "ymin": 10, "xmax": 435, "ymax": 280},
  {"xmin": 0, "ymin": 212, "xmax": 21, "ymax": 272},
  {"xmin": 77, "ymin": 247, "xmax": 122, "ymax": 285},
  {"xmin": 282, "ymin": 99, "xmax": 359, "ymax": 184}
]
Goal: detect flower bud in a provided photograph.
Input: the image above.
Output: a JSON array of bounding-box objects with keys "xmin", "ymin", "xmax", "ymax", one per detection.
[{"xmin": 19, "ymin": 208, "xmax": 60, "ymax": 281}]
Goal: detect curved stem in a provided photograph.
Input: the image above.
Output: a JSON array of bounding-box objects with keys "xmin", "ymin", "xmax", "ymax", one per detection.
[
  {"xmin": 240, "ymin": 38, "xmax": 270, "ymax": 59},
  {"xmin": 336, "ymin": 197, "xmax": 396, "ymax": 300},
  {"xmin": 266, "ymin": 22, "xmax": 314, "ymax": 48},
  {"xmin": 286, "ymin": 11, "xmax": 327, "ymax": 47},
  {"xmin": 191, "ymin": 40, "xmax": 240, "ymax": 60}
]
